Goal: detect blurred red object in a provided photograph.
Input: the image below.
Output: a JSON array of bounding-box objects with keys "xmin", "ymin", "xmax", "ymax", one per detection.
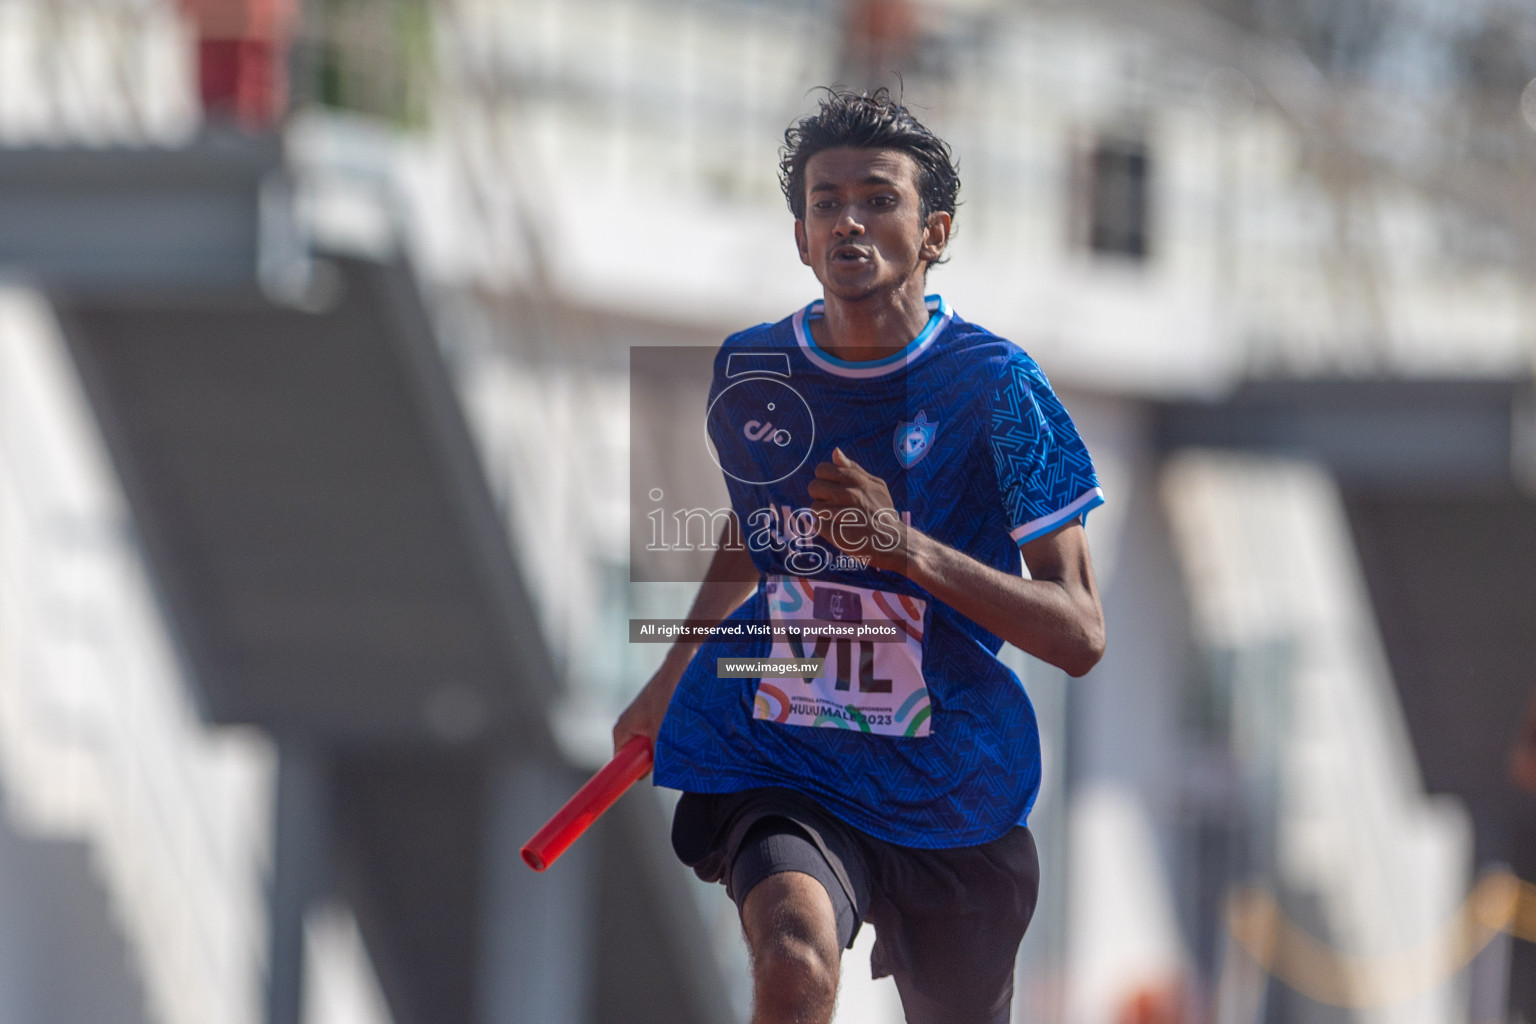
[
  {"xmin": 843, "ymin": 0, "xmax": 919, "ymax": 77},
  {"xmin": 181, "ymin": 0, "xmax": 295, "ymax": 127},
  {"xmin": 195, "ymin": 39, "xmax": 281, "ymax": 126},
  {"xmin": 1115, "ymin": 982, "xmax": 1190, "ymax": 1024},
  {"xmin": 1509, "ymin": 690, "xmax": 1536, "ymax": 793}
]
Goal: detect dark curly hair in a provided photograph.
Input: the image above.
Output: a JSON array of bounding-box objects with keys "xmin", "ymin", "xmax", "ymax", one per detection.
[{"xmin": 779, "ymin": 88, "xmax": 960, "ymax": 224}]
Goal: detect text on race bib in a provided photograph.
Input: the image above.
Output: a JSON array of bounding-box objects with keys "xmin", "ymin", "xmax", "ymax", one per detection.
[{"xmin": 754, "ymin": 576, "xmax": 930, "ymax": 738}]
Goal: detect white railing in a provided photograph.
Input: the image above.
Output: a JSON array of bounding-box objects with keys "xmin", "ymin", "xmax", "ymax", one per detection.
[{"xmin": 0, "ymin": 0, "xmax": 197, "ymax": 145}]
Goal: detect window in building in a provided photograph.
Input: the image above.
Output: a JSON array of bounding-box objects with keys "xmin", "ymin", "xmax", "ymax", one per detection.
[{"xmin": 1084, "ymin": 136, "xmax": 1152, "ymax": 260}]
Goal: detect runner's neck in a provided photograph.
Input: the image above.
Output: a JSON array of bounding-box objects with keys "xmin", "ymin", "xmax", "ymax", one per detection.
[{"xmin": 810, "ymin": 287, "xmax": 933, "ymax": 362}]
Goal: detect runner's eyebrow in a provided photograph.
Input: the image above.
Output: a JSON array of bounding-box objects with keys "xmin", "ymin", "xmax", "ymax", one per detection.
[{"xmin": 808, "ymin": 174, "xmax": 902, "ymax": 193}]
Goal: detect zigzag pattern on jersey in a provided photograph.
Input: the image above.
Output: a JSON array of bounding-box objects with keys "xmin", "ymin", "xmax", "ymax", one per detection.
[{"xmin": 990, "ymin": 351, "xmax": 1101, "ymax": 531}]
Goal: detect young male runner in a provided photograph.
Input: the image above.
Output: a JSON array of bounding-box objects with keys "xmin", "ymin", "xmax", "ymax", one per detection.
[{"xmin": 615, "ymin": 88, "xmax": 1106, "ymax": 1024}]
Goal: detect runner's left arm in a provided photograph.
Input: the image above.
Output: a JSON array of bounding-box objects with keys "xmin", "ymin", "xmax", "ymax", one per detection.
[{"xmin": 808, "ymin": 448, "xmax": 1105, "ymax": 677}]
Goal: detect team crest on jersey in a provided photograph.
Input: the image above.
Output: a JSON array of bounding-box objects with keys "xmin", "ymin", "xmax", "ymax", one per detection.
[{"xmin": 893, "ymin": 411, "xmax": 937, "ymax": 468}]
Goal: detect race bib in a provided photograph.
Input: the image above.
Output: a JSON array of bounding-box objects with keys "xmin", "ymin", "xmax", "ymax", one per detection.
[{"xmin": 754, "ymin": 576, "xmax": 931, "ymax": 738}]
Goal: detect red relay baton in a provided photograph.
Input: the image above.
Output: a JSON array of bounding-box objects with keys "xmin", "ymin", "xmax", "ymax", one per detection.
[{"xmin": 521, "ymin": 736, "xmax": 654, "ymax": 871}]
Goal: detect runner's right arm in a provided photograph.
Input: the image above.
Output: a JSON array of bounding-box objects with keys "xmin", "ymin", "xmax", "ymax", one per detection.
[{"xmin": 612, "ymin": 530, "xmax": 760, "ymax": 755}]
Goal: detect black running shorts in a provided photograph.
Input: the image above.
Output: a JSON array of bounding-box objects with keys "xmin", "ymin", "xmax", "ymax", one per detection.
[{"xmin": 671, "ymin": 787, "xmax": 1040, "ymax": 1024}]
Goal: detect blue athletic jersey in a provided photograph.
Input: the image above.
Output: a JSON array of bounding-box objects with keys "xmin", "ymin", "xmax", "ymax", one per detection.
[{"xmin": 653, "ymin": 295, "xmax": 1104, "ymax": 848}]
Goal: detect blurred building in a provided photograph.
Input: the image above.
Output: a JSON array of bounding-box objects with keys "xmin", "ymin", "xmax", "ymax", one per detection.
[{"xmin": 0, "ymin": 1, "xmax": 1534, "ymax": 1024}]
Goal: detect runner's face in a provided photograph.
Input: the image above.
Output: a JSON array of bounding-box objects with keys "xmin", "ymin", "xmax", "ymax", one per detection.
[{"xmin": 795, "ymin": 147, "xmax": 946, "ymax": 301}]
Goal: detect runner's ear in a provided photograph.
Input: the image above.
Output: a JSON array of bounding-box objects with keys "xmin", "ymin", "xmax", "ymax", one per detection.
[{"xmin": 920, "ymin": 211, "xmax": 951, "ymax": 263}]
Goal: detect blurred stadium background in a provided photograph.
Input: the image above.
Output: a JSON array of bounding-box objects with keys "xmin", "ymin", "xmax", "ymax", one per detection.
[{"xmin": 3, "ymin": 0, "xmax": 1536, "ymax": 1022}]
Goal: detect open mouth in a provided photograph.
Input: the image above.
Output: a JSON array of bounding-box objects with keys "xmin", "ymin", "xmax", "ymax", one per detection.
[{"xmin": 832, "ymin": 245, "xmax": 872, "ymax": 264}]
